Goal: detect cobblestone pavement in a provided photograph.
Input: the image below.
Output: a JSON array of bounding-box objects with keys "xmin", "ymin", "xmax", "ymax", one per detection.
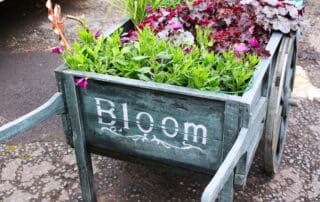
[{"xmin": 0, "ymin": 0, "xmax": 319, "ymax": 201}]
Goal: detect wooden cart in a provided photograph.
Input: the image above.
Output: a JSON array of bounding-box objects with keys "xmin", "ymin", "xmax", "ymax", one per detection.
[{"xmin": 0, "ymin": 19, "xmax": 297, "ymax": 201}]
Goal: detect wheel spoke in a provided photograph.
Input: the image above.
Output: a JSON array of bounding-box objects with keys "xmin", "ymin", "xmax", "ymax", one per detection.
[{"xmin": 273, "ymin": 105, "xmax": 283, "ymax": 152}]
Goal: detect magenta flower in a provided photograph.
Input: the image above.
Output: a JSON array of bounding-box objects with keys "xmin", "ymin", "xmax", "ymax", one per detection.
[
  {"xmin": 146, "ymin": 5, "xmax": 152, "ymax": 13},
  {"xmin": 76, "ymin": 77, "xmax": 88, "ymax": 90},
  {"xmin": 234, "ymin": 43, "xmax": 249, "ymax": 53},
  {"xmin": 51, "ymin": 46, "xmax": 65, "ymax": 54},
  {"xmin": 120, "ymin": 37, "xmax": 131, "ymax": 42},
  {"xmin": 249, "ymin": 38, "xmax": 259, "ymax": 48},
  {"xmin": 94, "ymin": 31, "xmax": 101, "ymax": 39},
  {"xmin": 169, "ymin": 22, "xmax": 183, "ymax": 30},
  {"xmin": 183, "ymin": 47, "xmax": 193, "ymax": 54},
  {"xmin": 120, "ymin": 30, "xmax": 138, "ymax": 42}
]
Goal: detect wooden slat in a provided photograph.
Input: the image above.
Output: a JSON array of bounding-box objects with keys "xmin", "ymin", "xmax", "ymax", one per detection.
[
  {"xmin": 80, "ymin": 80, "xmax": 225, "ymax": 172},
  {"xmin": 63, "ymin": 75, "xmax": 97, "ymax": 202},
  {"xmin": 222, "ymin": 101, "xmax": 240, "ymax": 158},
  {"xmin": 0, "ymin": 93, "xmax": 65, "ymax": 142},
  {"xmin": 219, "ymin": 174, "xmax": 234, "ymax": 201},
  {"xmin": 242, "ymin": 32, "xmax": 283, "ymax": 107},
  {"xmin": 201, "ymin": 128, "xmax": 249, "ymax": 202},
  {"xmin": 234, "ymin": 97, "xmax": 268, "ymax": 189},
  {"xmin": 55, "ymin": 69, "xmax": 73, "ymax": 146}
]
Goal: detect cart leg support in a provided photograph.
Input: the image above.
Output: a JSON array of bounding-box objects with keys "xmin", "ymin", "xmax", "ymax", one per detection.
[
  {"xmin": 201, "ymin": 128, "xmax": 249, "ymax": 202},
  {"xmin": 0, "ymin": 92, "xmax": 65, "ymax": 142},
  {"xmin": 202, "ymin": 96, "xmax": 267, "ymax": 201},
  {"xmin": 64, "ymin": 75, "xmax": 97, "ymax": 202}
]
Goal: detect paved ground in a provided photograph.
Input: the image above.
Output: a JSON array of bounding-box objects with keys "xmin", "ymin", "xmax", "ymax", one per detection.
[{"xmin": 0, "ymin": 0, "xmax": 319, "ymax": 201}]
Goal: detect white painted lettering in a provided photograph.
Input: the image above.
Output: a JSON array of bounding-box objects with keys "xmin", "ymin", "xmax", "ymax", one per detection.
[
  {"xmin": 136, "ymin": 112, "xmax": 154, "ymax": 134},
  {"xmin": 161, "ymin": 117, "xmax": 179, "ymax": 138},
  {"xmin": 122, "ymin": 103, "xmax": 130, "ymax": 129},
  {"xmin": 95, "ymin": 98, "xmax": 116, "ymax": 126},
  {"xmin": 184, "ymin": 122, "xmax": 207, "ymax": 145}
]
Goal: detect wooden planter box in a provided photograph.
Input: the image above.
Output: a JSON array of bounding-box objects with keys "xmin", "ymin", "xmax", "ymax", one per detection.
[{"xmin": 1, "ymin": 17, "xmax": 297, "ymax": 201}]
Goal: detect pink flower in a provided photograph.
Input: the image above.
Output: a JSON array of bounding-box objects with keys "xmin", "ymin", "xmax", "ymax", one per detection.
[
  {"xmin": 94, "ymin": 31, "xmax": 101, "ymax": 39},
  {"xmin": 76, "ymin": 77, "xmax": 88, "ymax": 90},
  {"xmin": 169, "ymin": 22, "xmax": 183, "ymax": 30},
  {"xmin": 120, "ymin": 37, "xmax": 131, "ymax": 42},
  {"xmin": 51, "ymin": 46, "xmax": 65, "ymax": 54},
  {"xmin": 234, "ymin": 43, "xmax": 249, "ymax": 53},
  {"xmin": 249, "ymin": 38, "xmax": 259, "ymax": 48},
  {"xmin": 120, "ymin": 30, "xmax": 138, "ymax": 42},
  {"xmin": 249, "ymin": 26, "xmax": 255, "ymax": 34},
  {"xmin": 146, "ymin": 5, "xmax": 152, "ymax": 13}
]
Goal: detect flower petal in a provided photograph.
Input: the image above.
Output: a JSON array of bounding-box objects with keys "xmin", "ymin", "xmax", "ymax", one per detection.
[
  {"xmin": 234, "ymin": 44, "xmax": 249, "ymax": 53},
  {"xmin": 76, "ymin": 77, "xmax": 88, "ymax": 89},
  {"xmin": 146, "ymin": 5, "xmax": 152, "ymax": 13},
  {"xmin": 249, "ymin": 38, "xmax": 259, "ymax": 48},
  {"xmin": 94, "ymin": 31, "xmax": 101, "ymax": 39},
  {"xmin": 169, "ymin": 22, "xmax": 183, "ymax": 30},
  {"xmin": 51, "ymin": 45, "xmax": 65, "ymax": 54}
]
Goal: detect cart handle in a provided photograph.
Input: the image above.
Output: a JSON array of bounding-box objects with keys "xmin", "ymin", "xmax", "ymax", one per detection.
[
  {"xmin": 0, "ymin": 92, "xmax": 65, "ymax": 142},
  {"xmin": 201, "ymin": 127, "xmax": 249, "ymax": 202}
]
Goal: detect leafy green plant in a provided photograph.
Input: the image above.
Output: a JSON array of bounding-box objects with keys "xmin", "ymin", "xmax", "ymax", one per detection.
[{"xmin": 62, "ymin": 25, "xmax": 260, "ymax": 95}]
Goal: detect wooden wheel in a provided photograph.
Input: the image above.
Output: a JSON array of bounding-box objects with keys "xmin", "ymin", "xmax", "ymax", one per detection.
[{"xmin": 264, "ymin": 35, "xmax": 297, "ymax": 174}]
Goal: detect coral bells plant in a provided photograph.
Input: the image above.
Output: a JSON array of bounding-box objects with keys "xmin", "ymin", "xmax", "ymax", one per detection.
[{"xmin": 47, "ymin": 0, "xmax": 301, "ymax": 95}]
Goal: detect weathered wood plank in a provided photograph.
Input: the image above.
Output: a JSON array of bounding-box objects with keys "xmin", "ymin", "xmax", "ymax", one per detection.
[
  {"xmin": 64, "ymin": 75, "xmax": 97, "ymax": 202},
  {"xmin": 234, "ymin": 97, "xmax": 267, "ymax": 189},
  {"xmin": 55, "ymin": 68, "xmax": 73, "ymax": 146},
  {"xmin": 201, "ymin": 128, "xmax": 249, "ymax": 202},
  {"xmin": 0, "ymin": 93, "xmax": 65, "ymax": 142},
  {"xmin": 242, "ymin": 32, "xmax": 283, "ymax": 108},
  {"xmin": 222, "ymin": 101, "xmax": 240, "ymax": 159},
  {"xmin": 78, "ymin": 80, "xmax": 225, "ymax": 172},
  {"xmin": 219, "ymin": 173, "xmax": 234, "ymax": 202}
]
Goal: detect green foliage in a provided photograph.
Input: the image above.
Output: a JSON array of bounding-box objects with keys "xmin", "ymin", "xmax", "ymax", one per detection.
[
  {"xmin": 63, "ymin": 26, "xmax": 260, "ymax": 95},
  {"xmin": 159, "ymin": 0, "xmax": 192, "ymax": 8}
]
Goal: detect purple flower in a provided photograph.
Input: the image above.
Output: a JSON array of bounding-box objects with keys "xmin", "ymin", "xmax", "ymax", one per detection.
[
  {"xmin": 169, "ymin": 22, "xmax": 183, "ymax": 30},
  {"xmin": 120, "ymin": 37, "xmax": 131, "ymax": 42},
  {"xmin": 234, "ymin": 43, "xmax": 249, "ymax": 53},
  {"xmin": 146, "ymin": 5, "xmax": 152, "ymax": 13},
  {"xmin": 249, "ymin": 38, "xmax": 259, "ymax": 48},
  {"xmin": 120, "ymin": 30, "xmax": 138, "ymax": 42},
  {"xmin": 183, "ymin": 47, "xmax": 193, "ymax": 54},
  {"xmin": 94, "ymin": 31, "xmax": 101, "ymax": 39},
  {"xmin": 51, "ymin": 46, "xmax": 65, "ymax": 54},
  {"xmin": 76, "ymin": 77, "xmax": 88, "ymax": 90}
]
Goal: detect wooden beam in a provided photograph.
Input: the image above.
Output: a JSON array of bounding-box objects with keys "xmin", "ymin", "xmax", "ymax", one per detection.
[
  {"xmin": 64, "ymin": 75, "xmax": 97, "ymax": 202},
  {"xmin": 0, "ymin": 93, "xmax": 65, "ymax": 142}
]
